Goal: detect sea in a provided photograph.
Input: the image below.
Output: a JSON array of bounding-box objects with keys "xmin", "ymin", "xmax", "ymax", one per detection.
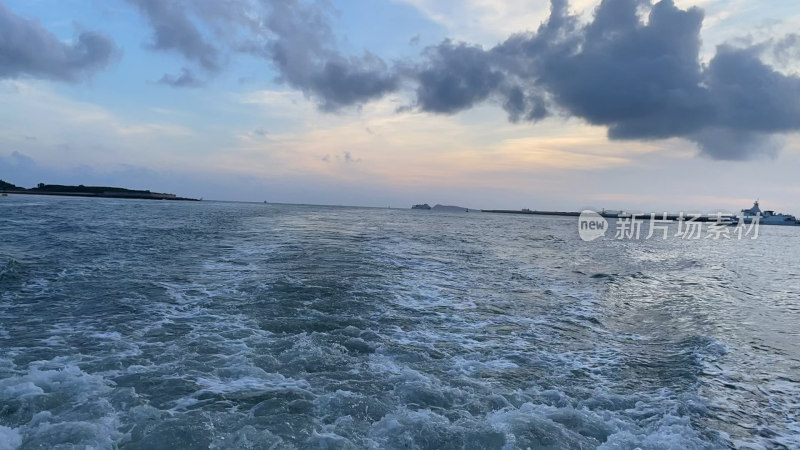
[{"xmin": 0, "ymin": 195, "xmax": 798, "ymax": 449}]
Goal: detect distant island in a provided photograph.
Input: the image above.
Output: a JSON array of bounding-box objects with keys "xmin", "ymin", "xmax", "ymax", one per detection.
[
  {"xmin": 0, "ymin": 179, "xmax": 24, "ymax": 191},
  {"xmin": 411, "ymin": 203, "xmax": 472, "ymax": 212},
  {"xmin": 0, "ymin": 180, "xmax": 200, "ymax": 201}
]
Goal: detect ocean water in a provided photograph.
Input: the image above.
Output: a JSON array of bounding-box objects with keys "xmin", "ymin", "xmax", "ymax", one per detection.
[{"xmin": 0, "ymin": 195, "xmax": 798, "ymax": 449}]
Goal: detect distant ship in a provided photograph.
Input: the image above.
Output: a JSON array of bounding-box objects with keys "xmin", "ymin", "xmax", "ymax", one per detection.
[
  {"xmin": 411, "ymin": 203, "xmax": 431, "ymax": 210},
  {"xmin": 735, "ymin": 200, "xmax": 799, "ymax": 226}
]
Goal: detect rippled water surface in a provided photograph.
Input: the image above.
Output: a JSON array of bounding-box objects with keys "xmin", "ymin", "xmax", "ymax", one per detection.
[{"xmin": 1, "ymin": 196, "xmax": 798, "ymax": 449}]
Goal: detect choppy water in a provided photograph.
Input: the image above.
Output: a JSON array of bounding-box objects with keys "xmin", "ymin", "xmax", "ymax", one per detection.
[{"xmin": 0, "ymin": 195, "xmax": 798, "ymax": 449}]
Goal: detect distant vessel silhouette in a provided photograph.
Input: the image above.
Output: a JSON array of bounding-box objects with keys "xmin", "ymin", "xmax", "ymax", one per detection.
[
  {"xmin": 735, "ymin": 200, "xmax": 799, "ymax": 226},
  {"xmin": 411, "ymin": 203, "xmax": 431, "ymax": 210}
]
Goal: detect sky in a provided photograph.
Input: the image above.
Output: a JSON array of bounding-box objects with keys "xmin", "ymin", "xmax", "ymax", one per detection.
[{"xmin": 1, "ymin": 0, "xmax": 800, "ymax": 212}]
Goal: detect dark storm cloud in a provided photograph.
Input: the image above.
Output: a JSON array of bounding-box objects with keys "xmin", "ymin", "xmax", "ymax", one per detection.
[
  {"xmin": 532, "ymin": 0, "xmax": 800, "ymax": 160},
  {"xmin": 125, "ymin": 0, "xmax": 222, "ymax": 71},
  {"xmin": 123, "ymin": 0, "xmax": 800, "ymax": 160},
  {"xmin": 412, "ymin": 0, "xmax": 800, "ymax": 160},
  {"xmin": 695, "ymin": 45, "xmax": 800, "ymax": 158},
  {"xmin": 414, "ymin": 41, "xmax": 505, "ymax": 114},
  {"xmin": 127, "ymin": 0, "xmax": 398, "ymax": 110},
  {"xmin": 0, "ymin": 1, "xmax": 116, "ymax": 81},
  {"xmin": 304, "ymin": 56, "xmax": 398, "ymax": 111},
  {"xmin": 537, "ymin": 0, "xmax": 710, "ymax": 140},
  {"xmin": 244, "ymin": 0, "xmax": 399, "ymax": 111}
]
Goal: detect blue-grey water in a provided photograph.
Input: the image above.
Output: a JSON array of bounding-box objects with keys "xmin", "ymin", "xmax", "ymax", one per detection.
[{"xmin": 0, "ymin": 195, "xmax": 798, "ymax": 449}]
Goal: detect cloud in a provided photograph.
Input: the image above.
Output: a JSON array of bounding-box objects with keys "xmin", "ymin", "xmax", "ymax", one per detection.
[
  {"xmin": 300, "ymin": 54, "xmax": 399, "ymax": 112},
  {"xmin": 157, "ymin": 68, "xmax": 204, "ymax": 87},
  {"xmin": 691, "ymin": 128, "xmax": 781, "ymax": 161},
  {"xmin": 771, "ymin": 34, "xmax": 800, "ymax": 64},
  {"xmin": 414, "ymin": 41, "xmax": 506, "ymax": 114},
  {"xmin": 321, "ymin": 152, "xmax": 361, "ymax": 163},
  {"xmin": 124, "ymin": 0, "xmax": 224, "ymax": 72},
  {"xmin": 127, "ymin": 0, "xmax": 398, "ymax": 109},
  {"xmin": 393, "ymin": 0, "xmax": 560, "ymax": 45},
  {"xmin": 252, "ymin": 0, "xmax": 399, "ymax": 110},
  {"xmin": 121, "ymin": 0, "xmax": 800, "ymax": 160},
  {"xmin": 0, "ymin": 1, "xmax": 116, "ymax": 82},
  {"xmin": 409, "ymin": 0, "xmax": 800, "ymax": 160}
]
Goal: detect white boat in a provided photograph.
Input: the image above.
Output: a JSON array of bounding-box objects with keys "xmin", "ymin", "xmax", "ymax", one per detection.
[{"xmin": 735, "ymin": 200, "xmax": 799, "ymax": 226}]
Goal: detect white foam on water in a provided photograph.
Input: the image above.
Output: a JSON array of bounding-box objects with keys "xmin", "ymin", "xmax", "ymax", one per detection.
[
  {"xmin": 0, "ymin": 426, "xmax": 22, "ymax": 450},
  {"xmin": 0, "ymin": 202, "xmax": 46, "ymax": 207},
  {"xmin": 0, "ymin": 379, "xmax": 44, "ymax": 399},
  {"xmin": 598, "ymin": 415, "xmax": 708, "ymax": 450},
  {"xmin": 307, "ymin": 430, "xmax": 351, "ymax": 448},
  {"xmin": 39, "ymin": 335, "xmax": 66, "ymax": 346},
  {"xmin": 195, "ymin": 373, "xmax": 312, "ymax": 397},
  {"xmin": 209, "ymin": 425, "xmax": 287, "ymax": 449},
  {"xmin": 483, "ymin": 397, "xmax": 713, "ymax": 450},
  {"xmin": 447, "ymin": 356, "xmax": 520, "ymax": 376},
  {"xmin": 3, "ymin": 204, "xmax": 798, "ymax": 447},
  {"xmin": 24, "ymin": 417, "xmax": 122, "ymax": 449},
  {"xmin": 90, "ymin": 331, "xmax": 122, "ymax": 340},
  {"xmin": 169, "ymin": 396, "xmax": 200, "ymax": 411},
  {"xmin": 0, "ymin": 358, "xmax": 129, "ymax": 448}
]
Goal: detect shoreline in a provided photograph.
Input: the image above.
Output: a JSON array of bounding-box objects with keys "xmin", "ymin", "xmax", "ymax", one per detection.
[
  {"xmin": 482, "ymin": 209, "xmax": 730, "ymax": 222},
  {"xmin": 0, "ymin": 190, "xmax": 200, "ymax": 201}
]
